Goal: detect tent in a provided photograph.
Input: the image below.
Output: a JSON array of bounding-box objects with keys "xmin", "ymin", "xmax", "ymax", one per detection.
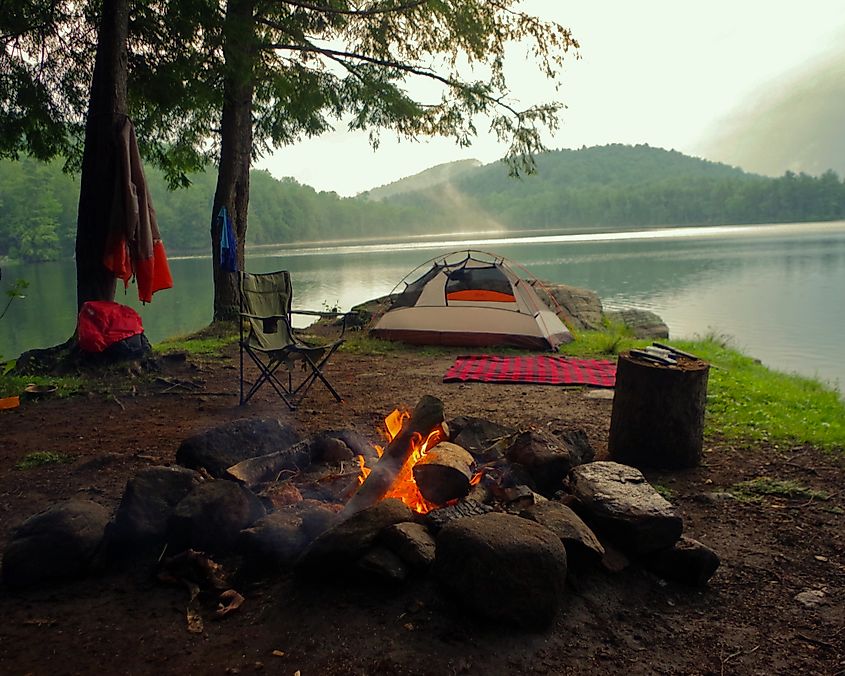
[{"xmin": 371, "ymin": 251, "xmax": 572, "ymax": 351}]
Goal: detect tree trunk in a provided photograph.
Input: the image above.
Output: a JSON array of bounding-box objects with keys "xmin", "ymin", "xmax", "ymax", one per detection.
[
  {"xmin": 211, "ymin": 0, "xmax": 255, "ymax": 322},
  {"xmin": 608, "ymin": 352, "xmax": 710, "ymax": 469},
  {"xmin": 75, "ymin": 0, "xmax": 129, "ymax": 310}
]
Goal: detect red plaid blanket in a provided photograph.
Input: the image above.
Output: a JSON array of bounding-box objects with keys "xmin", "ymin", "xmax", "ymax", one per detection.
[{"xmin": 443, "ymin": 354, "xmax": 617, "ymax": 388}]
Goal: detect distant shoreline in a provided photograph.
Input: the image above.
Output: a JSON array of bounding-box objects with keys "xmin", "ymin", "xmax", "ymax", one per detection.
[{"xmin": 4, "ymin": 219, "xmax": 844, "ymax": 267}]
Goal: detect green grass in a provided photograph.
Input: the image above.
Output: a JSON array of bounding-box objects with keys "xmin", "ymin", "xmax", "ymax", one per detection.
[
  {"xmin": 340, "ymin": 332, "xmax": 406, "ymax": 355},
  {"xmin": 558, "ymin": 332, "xmax": 845, "ymax": 453},
  {"xmin": 0, "ymin": 372, "xmax": 83, "ymax": 399},
  {"xmin": 730, "ymin": 477, "xmax": 830, "ymax": 502},
  {"xmin": 559, "ymin": 322, "xmax": 645, "ymax": 358},
  {"xmin": 652, "ymin": 483, "xmax": 676, "ymax": 501},
  {"xmin": 155, "ymin": 321, "xmax": 239, "ymax": 357},
  {"xmin": 674, "ymin": 338, "xmax": 845, "ymax": 452},
  {"xmin": 15, "ymin": 451, "xmax": 74, "ymax": 470}
]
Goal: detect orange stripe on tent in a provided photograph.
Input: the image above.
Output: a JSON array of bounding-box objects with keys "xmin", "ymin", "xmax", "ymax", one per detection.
[{"xmin": 447, "ymin": 289, "xmax": 516, "ymax": 302}]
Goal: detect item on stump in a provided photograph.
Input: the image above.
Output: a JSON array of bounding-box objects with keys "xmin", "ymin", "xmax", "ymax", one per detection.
[{"xmin": 608, "ymin": 348, "xmax": 710, "ymax": 469}]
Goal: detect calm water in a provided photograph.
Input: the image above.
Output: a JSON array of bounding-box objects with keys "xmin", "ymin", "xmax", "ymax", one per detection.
[{"xmin": 2, "ymin": 221, "xmax": 844, "ymax": 391}]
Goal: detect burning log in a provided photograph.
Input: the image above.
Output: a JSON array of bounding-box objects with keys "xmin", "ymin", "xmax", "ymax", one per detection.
[
  {"xmin": 340, "ymin": 395, "xmax": 445, "ymax": 519},
  {"xmin": 412, "ymin": 442, "xmax": 474, "ymax": 505}
]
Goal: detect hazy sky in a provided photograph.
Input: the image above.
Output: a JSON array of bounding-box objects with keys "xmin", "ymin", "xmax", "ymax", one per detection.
[{"xmin": 255, "ymin": 1, "xmax": 845, "ymax": 196}]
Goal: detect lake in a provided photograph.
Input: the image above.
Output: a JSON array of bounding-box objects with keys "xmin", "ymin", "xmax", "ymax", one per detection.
[{"xmin": 2, "ymin": 220, "xmax": 844, "ymax": 391}]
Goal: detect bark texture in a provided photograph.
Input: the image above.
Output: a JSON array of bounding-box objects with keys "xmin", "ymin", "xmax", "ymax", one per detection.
[
  {"xmin": 211, "ymin": 0, "xmax": 256, "ymax": 321},
  {"xmin": 608, "ymin": 353, "xmax": 710, "ymax": 469},
  {"xmin": 75, "ymin": 0, "xmax": 129, "ymax": 310}
]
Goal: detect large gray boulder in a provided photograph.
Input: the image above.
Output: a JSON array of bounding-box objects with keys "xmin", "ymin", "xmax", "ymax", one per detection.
[
  {"xmin": 567, "ymin": 461, "xmax": 683, "ymax": 554},
  {"xmin": 110, "ymin": 466, "xmax": 202, "ymax": 548},
  {"xmin": 434, "ymin": 512, "xmax": 568, "ymax": 628},
  {"xmin": 541, "ymin": 284, "xmax": 604, "ymax": 331},
  {"xmin": 168, "ymin": 481, "xmax": 266, "ymax": 554},
  {"xmin": 604, "ymin": 308, "xmax": 669, "ymax": 339},
  {"xmin": 2, "ymin": 499, "xmax": 110, "ymax": 588},
  {"xmin": 520, "ymin": 501, "xmax": 605, "ymax": 568},
  {"xmin": 176, "ymin": 418, "xmax": 300, "ymax": 478}
]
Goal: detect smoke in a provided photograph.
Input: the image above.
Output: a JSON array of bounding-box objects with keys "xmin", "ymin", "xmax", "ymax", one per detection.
[{"xmin": 697, "ymin": 44, "xmax": 845, "ymax": 177}]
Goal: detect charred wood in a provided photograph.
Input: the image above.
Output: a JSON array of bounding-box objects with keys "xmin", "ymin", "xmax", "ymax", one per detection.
[
  {"xmin": 412, "ymin": 442, "xmax": 474, "ymax": 505},
  {"xmin": 340, "ymin": 396, "xmax": 445, "ymax": 519}
]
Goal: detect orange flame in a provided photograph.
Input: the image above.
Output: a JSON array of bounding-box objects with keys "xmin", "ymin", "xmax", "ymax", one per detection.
[{"xmin": 356, "ymin": 407, "xmax": 447, "ymax": 514}]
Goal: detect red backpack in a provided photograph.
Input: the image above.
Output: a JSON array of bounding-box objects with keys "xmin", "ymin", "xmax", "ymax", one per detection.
[{"xmin": 77, "ymin": 301, "xmax": 144, "ymax": 353}]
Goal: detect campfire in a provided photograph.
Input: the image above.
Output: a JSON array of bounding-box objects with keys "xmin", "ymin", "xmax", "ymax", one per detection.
[
  {"xmin": 3, "ymin": 394, "xmax": 721, "ymax": 632},
  {"xmin": 356, "ymin": 400, "xmax": 482, "ymax": 515}
]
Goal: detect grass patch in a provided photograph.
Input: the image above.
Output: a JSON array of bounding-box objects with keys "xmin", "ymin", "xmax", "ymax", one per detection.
[
  {"xmin": 155, "ymin": 321, "xmax": 238, "ymax": 357},
  {"xmin": 0, "ymin": 372, "xmax": 83, "ymax": 399},
  {"xmin": 15, "ymin": 451, "xmax": 74, "ymax": 470},
  {"xmin": 730, "ymin": 477, "xmax": 830, "ymax": 502},
  {"xmin": 557, "ymin": 331, "xmax": 845, "ymax": 453},
  {"xmin": 673, "ymin": 338, "xmax": 845, "ymax": 452},
  {"xmin": 652, "ymin": 483, "xmax": 675, "ymax": 501},
  {"xmin": 559, "ymin": 323, "xmax": 644, "ymax": 358},
  {"xmin": 340, "ymin": 333, "xmax": 405, "ymax": 356}
]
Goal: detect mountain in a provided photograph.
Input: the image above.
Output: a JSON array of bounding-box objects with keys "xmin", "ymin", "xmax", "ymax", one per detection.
[
  {"xmin": 359, "ymin": 159, "xmax": 482, "ymax": 201},
  {"xmin": 381, "ymin": 144, "xmax": 769, "ymax": 230}
]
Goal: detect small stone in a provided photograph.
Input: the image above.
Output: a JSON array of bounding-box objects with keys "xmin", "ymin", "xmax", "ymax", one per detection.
[{"xmin": 794, "ymin": 589, "xmax": 827, "ymax": 608}]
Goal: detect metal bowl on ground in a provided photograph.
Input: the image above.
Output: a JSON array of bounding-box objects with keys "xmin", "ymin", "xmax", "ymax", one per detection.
[{"xmin": 23, "ymin": 383, "xmax": 58, "ymax": 399}]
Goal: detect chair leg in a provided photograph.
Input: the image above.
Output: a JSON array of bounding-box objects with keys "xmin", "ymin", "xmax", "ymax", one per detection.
[
  {"xmin": 289, "ymin": 343, "xmax": 344, "ymax": 405},
  {"xmin": 241, "ymin": 349, "xmax": 297, "ymax": 410}
]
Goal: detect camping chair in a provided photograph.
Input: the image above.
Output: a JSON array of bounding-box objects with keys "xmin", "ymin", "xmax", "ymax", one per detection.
[{"xmin": 239, "ymin": 270, "xmax": 352, "ymax": 410}]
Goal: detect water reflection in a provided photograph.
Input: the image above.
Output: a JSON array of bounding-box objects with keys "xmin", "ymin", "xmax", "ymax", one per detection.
[{"xmin": 1, "ymin": 221, "xmax": 843, "ymax": 390}]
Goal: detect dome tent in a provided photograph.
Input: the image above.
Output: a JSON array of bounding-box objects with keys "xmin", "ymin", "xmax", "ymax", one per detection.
[{"xmin": 371, "ymin": 251, "xmax": 572, "ymax": 351}]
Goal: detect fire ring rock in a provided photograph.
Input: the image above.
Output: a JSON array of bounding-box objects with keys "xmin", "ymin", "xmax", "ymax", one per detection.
[
  {"xmin": 297, "ymin": 498, "xmax": 415, "ymax": 573},
  {"xmin": 520, "ymin": 500, "xmax": 605, "ymax": 568},
  {"xmin": 434, "ymin": 512, "xmax": 568, "ymax": 628},
  {"xmin": 2, "ymin": 499, "xmax": 110, "ymax": 589},
  {"xmin": 567, "ymin": 461, "xmax": 683, "ymax": 554},
  {"xmin": 175, "ymin": 418, "xmax": 301, "ymax": 478},
  {"xmin": 168, "ymin": 480, "xmax": 266, "ymax": 554},
  {"xmin": 109, "ymin": 465, "xmax": 202, "ymax": 549}
]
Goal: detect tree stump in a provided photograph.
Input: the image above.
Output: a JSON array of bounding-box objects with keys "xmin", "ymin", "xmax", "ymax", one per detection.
[{"xmin": 608, "ymin": 352, "xmax": 710, "ymax": 469}]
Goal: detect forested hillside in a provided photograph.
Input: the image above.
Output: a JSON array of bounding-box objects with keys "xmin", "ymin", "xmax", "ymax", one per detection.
[
  {"xmin": 2, "ymin": 144, "xmax": 844, "ymax": 262},
  {"xmin": 388, "ymin": 145, "xmax": 845, "ymax": 229}
]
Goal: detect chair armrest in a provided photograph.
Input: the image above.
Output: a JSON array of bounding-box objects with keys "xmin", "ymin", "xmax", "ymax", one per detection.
[
  {"xmin": 291, "ymin": 309, "xmax": 353, "ymax": 318},
  {"xmin": 240, "ymin": 312, "xmax": 288, "ymax": 321}
]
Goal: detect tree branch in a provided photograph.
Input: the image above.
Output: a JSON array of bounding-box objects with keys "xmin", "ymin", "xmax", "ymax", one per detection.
[
  {"xmin": 278, "ymin": 0, "xmax": 429, "ymax": 17},
  {"xmin": 265, "ymin": 39, "xmax": 522, "ymax": 118}
]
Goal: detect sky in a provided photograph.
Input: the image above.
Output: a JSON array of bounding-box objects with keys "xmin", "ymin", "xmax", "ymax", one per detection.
[{"xmin": 255, "ymin": 1, "xmax": 845, "ymax": 196}]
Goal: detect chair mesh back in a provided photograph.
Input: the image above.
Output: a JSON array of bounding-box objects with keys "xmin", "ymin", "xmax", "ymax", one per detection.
[{"xmin": 240, "ymin": 271, "xmax": 295, "ymax": 351}]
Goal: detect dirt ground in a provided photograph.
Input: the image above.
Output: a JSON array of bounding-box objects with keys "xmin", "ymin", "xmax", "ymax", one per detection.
[{"xmin": 0, "ymin": 345, "xmax": 843, "ymax": 675}]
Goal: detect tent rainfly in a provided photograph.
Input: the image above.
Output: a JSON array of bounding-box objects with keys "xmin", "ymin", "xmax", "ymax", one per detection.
[{"xmin": 371, "ymin": 251, "xmax": 572, "ymax": 351}]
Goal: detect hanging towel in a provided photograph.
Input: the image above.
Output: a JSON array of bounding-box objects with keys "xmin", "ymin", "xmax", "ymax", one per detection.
[
  {"xmin": 103, "ymin": 117, "xmax": 173, "ymax": 303},
  {"xmin": 219, "ymin": 206, "xmax": 238, "ymax": 273}
]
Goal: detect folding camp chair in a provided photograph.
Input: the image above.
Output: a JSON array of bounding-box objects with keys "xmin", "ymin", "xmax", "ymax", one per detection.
[{"xmin": 239, "ymin": 270, "xmax": 351, "ymax": 409}]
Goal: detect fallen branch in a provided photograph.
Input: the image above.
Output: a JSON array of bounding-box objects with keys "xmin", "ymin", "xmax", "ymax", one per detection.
[{"xmin": 719, "ymin": 644, "xmax": 759, "ymax": 676}]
